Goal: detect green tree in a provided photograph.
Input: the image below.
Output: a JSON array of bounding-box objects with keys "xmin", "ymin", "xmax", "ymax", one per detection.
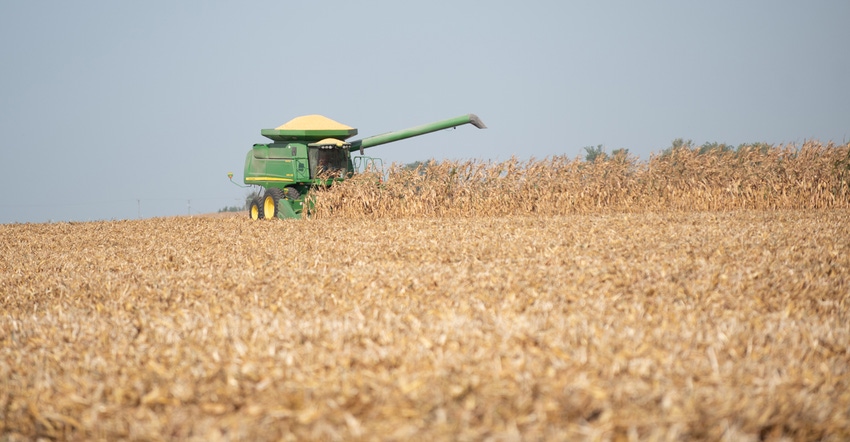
[
  {"xmin": 404, "ymin": 160, "xmax": 426, "ymax": 170},
  {"xmin": 736, "ymin": 142, "xmax": 771, "ymax": 155},
  {"xmin": 661, "ymin": 138, "xmax": 694, "ymax": 157},
  {"xmin": 244, "ymin": 190, "xmax": 261, "ymax": 210},
  {"xmin": 584, "ymin": 145, "xmax": 607, "ymax": 162},
  {"xmin": 217, "ymin": 190, "xmax": 261, "ymax": 212},
  {"xmin": 699, "ymin": 141, "xmax": 734, "ymax": 155},
  {"xmin": 611, "ymin": 148, "xmax": 630, "ymax": 163}
]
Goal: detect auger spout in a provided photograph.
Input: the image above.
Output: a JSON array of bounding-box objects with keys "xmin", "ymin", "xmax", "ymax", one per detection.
[{"xmin": 349, "ymin": 114, "xmax": 486, "ymax": 152}]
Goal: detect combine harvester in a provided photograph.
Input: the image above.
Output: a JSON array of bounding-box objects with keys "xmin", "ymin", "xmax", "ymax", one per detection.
[{"xmin": 232, "ymin": 114, "xmax": 486, "ymax": 219}]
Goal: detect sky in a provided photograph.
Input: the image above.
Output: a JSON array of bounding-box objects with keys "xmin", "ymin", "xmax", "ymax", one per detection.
[{"xmin": 1, "ymin": 1, "xmax": 848, "ymax": 224}]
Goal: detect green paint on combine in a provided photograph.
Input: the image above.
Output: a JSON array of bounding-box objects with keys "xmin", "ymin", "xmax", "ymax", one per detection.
[{"xmin": 240, "ymin": 114, "xmax": 486, "ymax": 219}]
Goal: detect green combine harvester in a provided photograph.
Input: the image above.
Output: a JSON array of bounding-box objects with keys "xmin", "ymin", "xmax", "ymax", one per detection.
[{"xmin": 235, "ymin": 113, "xmax": 486, "ymax": 219}]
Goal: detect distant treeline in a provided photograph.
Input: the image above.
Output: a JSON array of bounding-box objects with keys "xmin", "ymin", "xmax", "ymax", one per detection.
[{"xmin": 581, "ymin": 138, "xmax": 807, "ymax": 163}]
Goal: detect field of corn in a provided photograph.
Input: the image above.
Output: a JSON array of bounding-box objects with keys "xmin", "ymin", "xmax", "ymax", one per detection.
[
  {"xmin": 312, "ymin": 142, "xmax": 850, "ymax": 218},
  {"xmin": 2, "ymin": 142, "xmax": 849, "ymax": 440}
]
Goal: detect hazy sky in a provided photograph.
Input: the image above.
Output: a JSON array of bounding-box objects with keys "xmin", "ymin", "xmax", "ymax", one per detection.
[{"xmin": 1, "ymin": 1, "xmax": 848, "ymax": 223}]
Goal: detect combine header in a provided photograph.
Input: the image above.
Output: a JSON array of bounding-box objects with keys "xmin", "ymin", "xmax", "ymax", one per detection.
[{"xmin": 234, "ymin": 114, "xmax": 486, "ymax": 219}]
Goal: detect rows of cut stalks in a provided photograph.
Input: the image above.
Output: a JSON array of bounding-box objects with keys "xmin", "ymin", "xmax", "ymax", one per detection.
[{"xmin": 312, "ymin": 141, "xmax": 850, "ymax": 218}]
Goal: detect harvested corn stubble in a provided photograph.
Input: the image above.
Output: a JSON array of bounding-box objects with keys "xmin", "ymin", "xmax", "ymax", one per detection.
[{"xmin": 1, "ymin": 208, "xmax": 849, "ymax": 440}]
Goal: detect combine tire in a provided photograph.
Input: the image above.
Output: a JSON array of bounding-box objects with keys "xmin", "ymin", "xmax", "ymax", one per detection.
[
  {"xmin": 285, "ymin": 187, "xmax": 300, "ymax": 200},
  {"xmin": 262, "ymin": 188, "xmax": 284, "ymax": 220},
  {"xmin": 249, "ymin": 197, "xmax": 262, "ymax": 220}
]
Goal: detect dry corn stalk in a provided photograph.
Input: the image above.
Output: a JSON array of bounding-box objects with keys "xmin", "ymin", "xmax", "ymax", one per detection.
[{"xmin": 311, "ymin": 141, "xmax": 850, "ymax": 219}]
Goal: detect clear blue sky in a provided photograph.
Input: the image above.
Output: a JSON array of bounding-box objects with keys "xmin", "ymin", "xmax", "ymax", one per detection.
[{"xmin": 1, "ymin": 1, "xmax": 848, "ymax": 223}]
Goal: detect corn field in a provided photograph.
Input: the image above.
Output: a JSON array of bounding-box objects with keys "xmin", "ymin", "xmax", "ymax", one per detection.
[
  {"xmin": 1, "ymin": 142, "xmax": 849, "ymax": 440},
  {"xmin": 312, "ymin": 141, "xmax": 850, "ymax": 218}
]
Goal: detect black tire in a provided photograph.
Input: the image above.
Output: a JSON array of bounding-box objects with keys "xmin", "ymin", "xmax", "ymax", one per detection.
[
  {"xmin": 285, "ymin": 187, "xmax": 301, "ymax": 200},
  {"xmin": 262, "ymin": 188, "xmax": 284, "ymax": 220},
  {"xmin": 249, "ymin": 197, "xmax": 262, "ymax": 220}
]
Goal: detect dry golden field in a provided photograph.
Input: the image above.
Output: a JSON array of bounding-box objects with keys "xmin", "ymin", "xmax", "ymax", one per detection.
[
  {"xmin": 312, "ymin": 141, "xmax": 850, "ymax": 218},
  {"xmin": 2, "ymin": 143, "xmax": 850, "ymax": 441}
]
